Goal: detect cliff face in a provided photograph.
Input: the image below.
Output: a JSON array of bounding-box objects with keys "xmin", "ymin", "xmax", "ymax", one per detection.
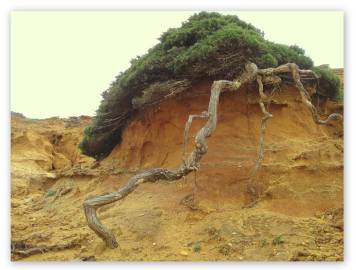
[
  {"xmin": 11, "ymin": 115, "xmax": 94, "ymax": 196},
  {"xmin": 11, "ymin": 81, "xmax": 343, "ymax": 261},
  {"xmin": 103, "ymin": 81, "xmax": 343, "ymax": 214}
]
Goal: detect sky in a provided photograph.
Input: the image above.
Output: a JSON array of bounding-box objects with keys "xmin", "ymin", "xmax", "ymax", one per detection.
[{"xmin": 11, "ymin": 11, "xmax": 344, "ymax": 119}]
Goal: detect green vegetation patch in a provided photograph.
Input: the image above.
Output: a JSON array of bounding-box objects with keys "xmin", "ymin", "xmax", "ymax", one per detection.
[{"xmin": 80, "ymin": 12, "xmax": 341, "ymax": 159}]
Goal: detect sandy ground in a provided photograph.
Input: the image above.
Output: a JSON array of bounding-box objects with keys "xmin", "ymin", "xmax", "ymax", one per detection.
[{"xmin": 11, "ymin": 84, "xmax": 343, "ymax": 261}]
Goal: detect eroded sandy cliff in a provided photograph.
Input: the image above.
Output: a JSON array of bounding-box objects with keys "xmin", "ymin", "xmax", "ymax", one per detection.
[{"xmin": 11, "ymin": 82, "xmax": 343, "ymax": 261}]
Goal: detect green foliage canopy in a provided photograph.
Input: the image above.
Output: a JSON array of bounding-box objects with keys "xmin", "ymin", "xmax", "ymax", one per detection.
[{"xmin": 80, "ymin": 12, "xmax": 341, "ymax": 159}]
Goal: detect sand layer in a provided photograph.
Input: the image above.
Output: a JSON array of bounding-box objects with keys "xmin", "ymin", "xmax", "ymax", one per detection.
[{"xmin": 11, "ymin": 83, "xmax": 343, "ymax": 261}]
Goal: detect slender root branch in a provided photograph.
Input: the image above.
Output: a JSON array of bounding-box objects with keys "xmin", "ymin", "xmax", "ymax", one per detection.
[
  {"xmin": 246, "ymin": 75, "xmax": 273, "ymax": 207},
  {"xmin": 253, "ymin": 63, "xmax": 342, "ymax": 124},
  {"xmin": 286, "ymin": 63, "xmax": 343, "ymax": 124},
  {"xmin": 239, "ymin": 63, "xmax": 342, "ymax": 207}
]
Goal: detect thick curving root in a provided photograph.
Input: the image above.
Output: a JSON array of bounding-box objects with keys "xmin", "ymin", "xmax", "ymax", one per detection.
[
  {"xmin": 84, "ymin": 62, "xmax": 342, "ymax": 248},
  {"xmin": 84, "ymin": 80, "xmax": 237, "ymax": 248}
]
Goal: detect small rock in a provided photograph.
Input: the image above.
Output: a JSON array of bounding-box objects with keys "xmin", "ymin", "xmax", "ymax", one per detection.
[
  {"xmin": 219, "ymin": 244, "xmax": 234, "ymax": 256},
  {"xmin": 44, "ymin": 172, "xmax": 57, "ymax": 179},
  {"xmin": 81, "ymin": 256, "xmax": 96, "ymax": 261},
  {"xmin": 24, "ymin": 198, "xmax": 32, "ymax": 204},
  {"xmin": 297, "ymin": 250, "xmax": 310, "ymax": 257},
  {"xmin": 15, "ymin": 223, "xmax": 28, "ymax": 230},
  {"xmin": 180, "ymin": 250, "xmax": 188, "ymax": 256},
  {"xmin": 11, "ymin": 201, "xmax": 20, "ymax": 208}
]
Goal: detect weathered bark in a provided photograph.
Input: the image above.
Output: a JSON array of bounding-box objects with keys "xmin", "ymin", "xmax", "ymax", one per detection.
[
  {"xmin": 84, "ymin": 80, "xmax": 237, "ymax": 248},
  {"xmin": 84, "ymin": 62, "xmax": 342, "ymax": 248},
  {"xmin": 246, "ymin": 75, "xmax": 273, "ymax": 207},
  {"xmin": 182, "ymin": 111, "xmax": 209, "ymax": 159},
  {"xmin": 11, "ymin": 240, "xmax": 78, "ymax": 259},
  {"xmin": 254, "ymin": 63, "xmax": 343, "ymax": 125}
]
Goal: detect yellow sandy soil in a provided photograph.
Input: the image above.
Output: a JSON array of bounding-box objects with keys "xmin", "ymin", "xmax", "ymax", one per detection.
[{"xmin": 11, "ymin": 84, "xmax": 343, "ymax": 261}]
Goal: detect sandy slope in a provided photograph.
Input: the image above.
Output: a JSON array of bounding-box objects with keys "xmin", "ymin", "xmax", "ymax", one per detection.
[{"xmin": 11, "ymin": 83, "xmax": 343, "ymax": 261}]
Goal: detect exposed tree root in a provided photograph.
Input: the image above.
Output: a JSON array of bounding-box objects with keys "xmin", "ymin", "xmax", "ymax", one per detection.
[
  {"xmin": 255, "ymin": 63, "xmax": 342, "ymax": 125},
  {"xmin": 242, "ymin": 62, "xmax": 342, "ymax": 206},
  {"xmin": 84, "ymin": 62, "xmax": 342, "ymax": 248},
  {"xmin": 11, "ymin": 240, "xmax": 78, "ymax": 259},
  {"xmin": 84, "ymin": 80, "xmax": 237, "ymax": 248},
  {"xmin": 245, "ymin": 75, "xmax": 273, "ymax": 207}
]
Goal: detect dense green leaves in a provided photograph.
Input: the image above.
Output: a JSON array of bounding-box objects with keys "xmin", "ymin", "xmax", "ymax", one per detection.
[
  {"xmin": 312, "ymin": 66, "xmax": 341, "ymax": 99},
  {"xmin": 80, "ymin": 11, "xmax": 340, "ymax": 159}
]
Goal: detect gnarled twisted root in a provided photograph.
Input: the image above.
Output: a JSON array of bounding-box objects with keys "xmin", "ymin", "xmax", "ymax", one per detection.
[
  {"xmin": 84, "ymin": 80, "xmax": 237, "ymax": 248},
  {"xmin": 255, "ymin": 63, "xmax": 342, "ymax": 125},
  {"xmin": 84, "ymin": 63, "xmax": 342, "ymax": 248},
  {"xmin": 240, "ymin": 62, "xmax": 342, "ymax": 206}
]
